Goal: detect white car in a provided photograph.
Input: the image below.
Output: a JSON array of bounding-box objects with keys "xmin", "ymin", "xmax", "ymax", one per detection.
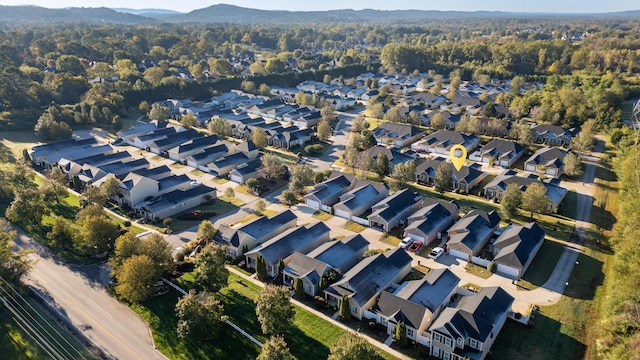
[
  {"xmin": 399, "ymin": 237, "xmax": 413, "ymax": 249},
  {"xmin": 428, "ymin": 247, "xmax": 445, "ymax": 259}
]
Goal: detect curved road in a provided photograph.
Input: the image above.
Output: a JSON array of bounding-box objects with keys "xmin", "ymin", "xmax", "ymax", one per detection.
[{"xmin": 13, "ymin": 230, "xmax": 166, "ymax": 360}]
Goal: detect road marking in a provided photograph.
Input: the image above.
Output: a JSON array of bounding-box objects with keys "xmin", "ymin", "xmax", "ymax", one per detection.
[{"xmin": 81, "ymin": 293, "xmax": 113, "ymax": 318}]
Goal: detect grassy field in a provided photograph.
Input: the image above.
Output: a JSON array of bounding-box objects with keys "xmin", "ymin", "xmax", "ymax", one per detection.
[
  {"xmin": 343, "ymin": 221, "xmax": 366, "ymax": 233},
  {"xmin": 0, "ymin": 311, "xmax": 53, "ymax": 360},
  {"xmin": 516, "ymin": 239, "xmax": 567, "ymax": 290},
  {"xmin": 312, "ymin": 210, "xmax": 332, "ymax": 221}
]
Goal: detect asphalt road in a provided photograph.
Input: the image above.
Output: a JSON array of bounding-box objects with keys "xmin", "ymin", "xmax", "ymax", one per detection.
[{"xmin": 13, "ymin": 230, "xmax": 166, "ymax": 360}]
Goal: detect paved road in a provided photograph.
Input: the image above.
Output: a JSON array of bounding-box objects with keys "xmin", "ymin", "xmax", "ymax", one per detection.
[
  {"xmin": 310, "ymin": 112, "xmax": 356, "ymax": 171},
  {"xmin": 13, "ymin": 230, "xmax": 166, "ymax": 360}
]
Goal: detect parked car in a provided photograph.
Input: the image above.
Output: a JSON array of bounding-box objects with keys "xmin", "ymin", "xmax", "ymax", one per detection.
[
  {"xmin": 428, "ymin": 247, "xmax": 445, "ymax": 259},
  {"xmin": 399, "ymin": 237, "xmax": 413, "ymax": 249},
  {"xmin": 408, "ymin": 241, "xmax": 423, "ymax": 253}
]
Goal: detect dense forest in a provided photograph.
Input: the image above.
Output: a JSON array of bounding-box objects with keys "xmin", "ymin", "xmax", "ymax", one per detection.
[{"xmin": 0, "ymin": 9, "xmax": 640, "ymax": 356}]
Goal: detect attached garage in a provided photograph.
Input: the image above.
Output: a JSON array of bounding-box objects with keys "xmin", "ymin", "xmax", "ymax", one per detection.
[
  {"xmin": 407, "ymin": 233, "xmax": 425, "ymax": 242},
  {"xmin": 334, "ymin": 208, "xmax": 351, "ymax": 220},
  {"xmin": 496, "ymin": 263, "xmax": 520, "ymax": 279},
  {"xmin": 229, "ymin": 173, "xmax": 243, "ymax": 183},
  {"xmin": 305, "ymin": 199, "xmax": 320, "ymax": 210},
  {"xmin": 448, "ymin": 248, "xmax": 470, "ymax": 261},
  {"xmin": 525, "ymin": 164, "xmax": 536, "ymax": 172}
]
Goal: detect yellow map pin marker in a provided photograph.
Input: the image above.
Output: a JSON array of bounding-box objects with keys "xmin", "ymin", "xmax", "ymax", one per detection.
[{"xmin": 449, "ymin": 144, "xmax": 467, "ymax": 171}]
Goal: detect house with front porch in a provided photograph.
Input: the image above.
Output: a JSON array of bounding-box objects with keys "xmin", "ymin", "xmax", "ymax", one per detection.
[
  {"xmin": 244, "ymin": 222, "xmax": 331, "ymax": 278},
  {"xmin": 447, "ymin": 210, "xmax": 501, "ymax": 261},
  {"xmin": 374, "ymin": 269, "xmax": 460, "ymax": 347},
  {"xmin": 428, "ymin": 286, "xmax": 514, "ymax": 360},
  {"xmin": 469, "ymin": 139, "xmax": 525, "ymax": 168},
  {"xmin": 324, "ymin": 248, "xmax": 412, "ymax": 320}
]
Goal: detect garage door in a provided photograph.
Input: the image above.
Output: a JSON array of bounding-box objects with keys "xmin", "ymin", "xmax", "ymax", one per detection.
[
  {"xmin": 497, "ymin": 263, "xmax": 520, "ymax": 279},
  {"xmin": 334, "ymin": 209, "xmax": 350, "ymax": 219},
  {"xmin": 306, "ymin": 199, "xmax": 320, "ymax": 209},
  {"xmin": 449, "ymin": 248, "xmax": 469, "ymax": 261},
  {"xmin": 407, "ymin": 233, "xmax": 425, "ymax": 242},
  {"xmin": 230, "ymin": 174, "xmax": 243, "ymax": 183}
]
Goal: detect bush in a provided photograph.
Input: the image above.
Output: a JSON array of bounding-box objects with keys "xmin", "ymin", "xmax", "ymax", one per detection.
[
  {"xmin": 304, "ymin": 144, "xmax": 324, "ymax": 155},
  {"xmin": 487, "ymin": 261, "xmax": 497, "ymax": 273}
]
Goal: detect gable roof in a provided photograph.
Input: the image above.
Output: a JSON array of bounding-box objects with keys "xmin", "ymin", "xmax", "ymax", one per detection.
[
  {"xmin": 335, "ymin": 182, "xmax": 388, "ymax": 212},
  {"xmin": 369, "ymin": 188, "xmax": 422, "ymax": 223},
  {"xmin": 362, "ymin": 145, "xmax": 415, "ymax": 167},
  {"xmin": 532, "ymin": 124, "xmax": 573, "ymax": 138},
  {"xmin": 447, "ymin": 210, "xmax": 501, "ymax": 254},
  {"xmin": 235, "ymin": 210, "xmax": 298, "ymax": 246},
  {"xmin": 525, "ymin": 147, "xmax": 567, "ymax": 170},
  {"xmin": 306, "ymin": 234, "xmax": 370, "ymax": 272},
  {"xmin": 414, "ymin": 157, "xmax": 485, "ymax": 184},
  {"xmin": 170, "ymin": 135, "xmax": 219, "ymax": 154},
  {"xmin": 245, "ymin": 222, "xmax": 330, "ymax": 265},
  {"xmin": 373, "ymin": 123, "xmax": 423, "ymax": 140},
  {"xmin": 423, "ymin": 130, "xmax": 478, "ymax": 150},
  {"xmin": 326, "ymin": 248, "xmax": 412, "ymax": 307},
  {"xmin": 307, "ymin": 173, "xmax": 355, "ymax": 203},
  {"xmin": 493, "ymin": 222, "xmax": 546, "ymax": 270},
  {"xmin": 483, "ymin": 170, "xmax": 567, "ymax": 205},
  {"xmin": 282, "ymin": 252, "xmax": 330, "ymax": 285},
  {"xmin": 406, "ymin": 200, "xmax": 459, "ymax": 236},
  {"xmin": 480, "ymin": 139, "xmax": 525, "ymax": 160}
]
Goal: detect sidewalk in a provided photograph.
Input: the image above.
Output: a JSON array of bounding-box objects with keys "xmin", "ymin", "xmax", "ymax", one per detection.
[{"xmin": 226, "ymin": 267, "xmax": 411, "ymax": 360}]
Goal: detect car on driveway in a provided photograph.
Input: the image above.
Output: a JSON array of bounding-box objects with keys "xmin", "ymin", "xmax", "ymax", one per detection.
[
  {"xmin": 408, "ymin": 241, "xmax": 423, "ymax": 253},
  {"xmin": 428, "ymin": 247, "xmax": 445, "ymax": 259},
  {"xmin": 399, "ymin": 237, "xmax": 413, "ymax": 249}
]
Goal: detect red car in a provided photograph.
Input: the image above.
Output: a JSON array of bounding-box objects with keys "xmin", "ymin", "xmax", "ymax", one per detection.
[{"xmin": 408, "ymin": 241, "xmax": 423, "ymax": 253}]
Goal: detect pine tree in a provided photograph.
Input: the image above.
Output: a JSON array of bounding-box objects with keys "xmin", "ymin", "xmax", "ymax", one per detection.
[
  {"xmin": 256, "ymin": 255, "xmax": 268, "ymax": 281},
  {"xmin": 294, "ymin": 277, "xmax": 304, "ymax": 299},
  {"xmin": 339, "ymin": 294, "xmax": 351, "ymax": 321},
  {"xmin": 394, "ymin": 320, "xmax": 408, "ymax": 347}
]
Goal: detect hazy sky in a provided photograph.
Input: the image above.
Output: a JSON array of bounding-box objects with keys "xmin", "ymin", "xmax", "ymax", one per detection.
[{"xmin": 1, "ymin": 0, "xmax": 637, "ymax": 13}]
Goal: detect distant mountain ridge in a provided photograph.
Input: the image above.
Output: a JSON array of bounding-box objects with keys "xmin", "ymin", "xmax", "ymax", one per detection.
[{"xmin": 0, "ymin": 4, "xmax": 638, "ymax": 26}]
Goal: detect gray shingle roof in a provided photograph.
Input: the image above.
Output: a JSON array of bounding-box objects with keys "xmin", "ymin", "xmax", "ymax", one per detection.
[
  {"xmin": 493, "ymin": 222, "xmax": 546, "ymax": 270},
  {"xmin": 447, "ymin": 210, "xmax": 500, "ymax": 254},
  {"xmin": 246, "ymin": 222, "xmax": 330, "ymax": 265},
  {"xmin": 306, "ymin": 234, "xmax": 370, "ymax": 273}
]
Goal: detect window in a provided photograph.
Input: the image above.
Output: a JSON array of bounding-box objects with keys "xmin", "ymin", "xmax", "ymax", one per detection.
[
  {"xmin": 432, "ymin": 347, "xmax": 439, "ymax": 357},
  {"xmin": 406, "ymin": 328, "xmax": 415, "ymax": 339},
  {"xmin": 443, "ymin": 352, "xmax": 450, "ymax": 360},
  {"xmin": 457, "ymin": 337, "xmax": 463, "ymax": 347},
  {"xmin": 444, "ymin": 337, "xmax": 453, "ymax": 348},
  {"xmin": 380, "ymin": 317, "xmax": 388, "ymax": 326},
  {"xmin": 470, "ymin": 339, "xmax": 478, "ymax": 349},
  {"xmin": 303, "ymin": 284, "xmax": 311, "ymax": 293},
  {"xmin": 433, "ymin": 332, "xmax": 442, "ymax": 343},
  {"xmin": 350, "ymin": 304, "xmax": 357, "ymax": 315}
]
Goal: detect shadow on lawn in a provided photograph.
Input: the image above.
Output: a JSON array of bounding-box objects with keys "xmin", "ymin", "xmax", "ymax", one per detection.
[{"xmin": 489, "ymin": 313, "xmax": 586, "ymax": 360}]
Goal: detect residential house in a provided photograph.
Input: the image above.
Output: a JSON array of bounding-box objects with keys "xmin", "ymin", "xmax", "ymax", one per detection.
[
  {"xmin": 404, "ymin": 200, "xmax": 459, "ymax": 245},
  {"xmin": 447, "ymin": 210, "xmax": 501, "ymax": 260},
  {"xmin": 361, "ymin": 145, "xmax": 417, "ymax": 170},
  {"xmin": 118, "ymin": 173, "xmax": 191, "ymax": 208},
  {"xmin": 270, "ymin": 128, "xmax": 313, "ymax": 149},
  {"xmin": 245, "ymin": 222, "xmax": 331, "ymax": 278},
  {"xmin": 483, "ymin": 170, "xmax": 567, "ymax": 213},
  {"xmin": 31, "ymin": 137, "xmax": 112, "ymax": 170},
  {"xmin": 372, "ymin": 123, "xmax": 424, "ymax": 148},
  {"xmin": 324, "ymin": 248, "xmax": 413, "ymax": 320},
  {"xmin": 414, "ymin": 157, "xmax": 487, "ymax": 193},
  {"xmin": 411, "ymin": 93, "xmax": 446, "ymax": 110},
  {"xmin": 215, "ymin": 210, "xmax": 298, "ymax": 257},
  {"xmin": 117, "ymin": 121, "xmax": 167, "ymax": 145},
  {"xmin": 412, "ymin": 130, "xmax": 480, "ymax": 155},
  {"xmin": 185, "ymin": 143, "xmax": 230, "ymax": 172},
  {"xmin": 375, "ymin": 269, "xmax": 460, "ymax": 346},
  {"xmin": 524, "ymin": 147, "xmax": 567, "ymax": 178},
  {"xmin": 59, "ymin": 151, "xmax": 131, "ymax": 180},
  {"xmin": 293, "ymin": 111, "xmax": 322, "ymax": 128},
  {"xmin": 333, "ymin": 182, "xmax": 389, "ymax": 221},
  {"xmin": 228, "ymin": 156, "xmax": 263, "ymax": 184},
  {"xmin": 428, "ymin": 287, "xmax": 514, "ymax": 360},
  {"xmin": 305, "ymin": 173, "xmax": 357, "ymax": 211},
  {"xmin": 324, "ymin": 95, "xmax": 356, "ymax": 110},
  {"xmin": 130, "ymin": 127, "xmax": 178, "ymax": 150},
  {"xmin": 147, "ymin": 129, "xmax": 199, "ymax": 155},
  {"xmin": 492, "ymin": 222, "xmax": 546, "ymax": 279},
  {"xmin": 368, "ymin": 189, "xmax": 424, "ymax": 233},
  {"xmin": 137, "ymin": 184, "xmax": 217, "ymax": 221},
  {"xmin": 532, "ymin": 124, "xmax": 574, "ymax": 147},
  {"xmin": 282, "ymin": 234, "xmax": 369, "ymax": 297},
  {"xmin": 206, "ymin": 140, "xmax": 259, "ymax": 177},
  {"xmin": 423, "ymin": 111, "xmax": 462, "ymax": 129},
  {"xmin": 469, "ymin": 139, "xmax": 525, "ymax": 168},
  {"xmin": 166, "ymin": 135, "xmax": 219, "ymax": 162}
]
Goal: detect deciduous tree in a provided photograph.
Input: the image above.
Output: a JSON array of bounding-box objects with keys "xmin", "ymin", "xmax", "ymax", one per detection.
[
  {"xmin": 255, "ymin": 285, "xmax": 295, "ymax": 335},
  {"xmin": 288, "ymin": 164, "xmax": 314, "ymax": 194},
  {"xmin": 196, "ymin": 220, "xmax": 216, "ymax": 242},
  {"xmin": 194, "ymin": 243, "xmax": 229, "ymax": 292},
  {"xmin": 0, "ymin": 218, "xmax": 32, "ymax": 282},
  {"xmin": 176, "ymin": 290, "xmax": 227, "ymax": 341},
  {"xmin": 328, "ymin": 332, "xmax": 383, "ymax": 360},
  {"xmin": 521, "ymin": 182, "xmax": 550, "ymax": 219},
  {"xmin": 258, "ymin": 154, "xmax": 286, "ymax": 182},
  {"xmin": 115, "ymin": 255, "xmax": 156, "ymax": 303},
  {"xmin": 149, "ymin": 103, "xmax": 170, "ymax": 121},
  {"xmin": 208, "ymin": 118, "xmax": 231, "ymax": 138},
  {"xmin": 257, "ymin": 335, "xmax": 296, "ymax": 360},
  {"xmin": 317, "ymin": 119, "xmax": 331, "ymax": 141},
  {"xmin": 564, "ymin": 152, "xmax": 583, "ymax": 178},
  {"xmin": 434, "ymin": 162, "xmax": 453, "ymax": 193},
  {"xmin": 498, "ymin": 183, "xmax": 522, "ymax": 221},
  {"xmin": 252, "ymin": 127, "xmax": 268, "ymax": 150}
]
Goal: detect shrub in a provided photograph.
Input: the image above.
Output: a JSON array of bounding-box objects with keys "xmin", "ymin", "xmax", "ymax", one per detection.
[
  {"xmin": 487, "ymin": 261, "xmax": 497, "ymax": 273},
  {"xmin": 304, "ymin": 144, "xmax": 324, "ymax": 155}
]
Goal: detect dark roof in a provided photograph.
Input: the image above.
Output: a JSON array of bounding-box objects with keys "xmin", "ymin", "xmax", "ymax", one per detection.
[
  {"xmin": 62, "ymin": 150, "xmax": 130, "ymax": 169},
  {"xmin": 447, "ymin": 210, "xmax": 500, "ymax": 254},
  {"xmin": 282, "ymin": 252, "xmax": 329, "ymax": 285},
  {"xmin": 149, "ymin": 129, "xmax": 198, "ymax": 150},
  {"xmin": 187, "ymin": 143, "xmax": 229, "ymax": 162},
  {"xmin": 235, "ymin": 140, "xmax": 257, "ymax": 153},
  {"xmin": 525, "ymin": 147, "xmax": 566, "ymax": 169},
  {"xmin": 172, "ymin": 135, "xmax": 219, "ymax": 154},
  {"xmin": 532, "ymin": 124, "xmax": 572, "ymax": 137},
  {"xmin": 142, "ymin": 184, "xmax": 216, "ymax": 214},
  {"xmin": 307, "ymin": 173, "xmax": 355, "ymax": 203},
  {"xmin": 373, "ymin": 123, "xmax": 422, "ymax": 140},
  {"xmin": 480, "ymin": 139, "xmax": 524, "ymax": 160},
  {"xmin": 369, "ymin": 189, "xmax": 422, "ymax": 223},
  {"xmin": 483, "ymin": 170, "xmax": 567, "ymax": 205},
  {"xmin": 493, "ymin": 222, "xmax": 546, "ymax": 270},
  {"xmin": 336, "ymin": 182, "xmax": 387, "ymax": 212},
  {"xmin": 326, "ymin": 248, "xmax": 412, "ymax": 307},
  {"xmin": 307, "ymin": 234, "xmax": 370, "ymax": 272},
  {"xmin": 230, "ymin": 156, "xmax": 263, "ymax": 176},
  {"xmin": 415, "ymin": 157, "xmax": 485, "ymax": 184},
  {"xmin": 237, "ymin": 210, "xmax": 297, "ymax": 245},
  {"xmin": 209, "ymin": 152, "xmax": 251, "ymax": 169},
  {"xmin": 136, "ymin": 127, "xmax": 176, "ymax": 143},
  {"xmin": 99, "ymin": 158, "xmax": 150, "ymax": 179},
  {"xmin": 362, "ymin": 146, "xmax": 415, "ymax": 167},
  {"xmin": 423, "ymin": 130, "xmax": 478, "ymax": 150},
  {"xmin": 406, "ymin": 201, "xmax": 458, "ymax": 236},
  {"xmin": 246, "ymin": 222, "xmax": 330, "ymax": 265}
]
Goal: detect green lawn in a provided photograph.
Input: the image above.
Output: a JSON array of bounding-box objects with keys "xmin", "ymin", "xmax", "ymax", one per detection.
[
  {"xmin": 516, "ymin": 239, "xmax": 567, "ymax": 290},
  {"xmin": 464, "ymin": 262, "xmax": 493, "ymax": 280},
  {"xmin": 312, "ymin": 210, "xmax": 332, "ymax": 221},
  {"xmin": 343, "ymin": 221, "xmax": 366, "ymax": 233},
  {"xmin": 558, "ymin": 190, "xmax": 578, "ymax": 220}
]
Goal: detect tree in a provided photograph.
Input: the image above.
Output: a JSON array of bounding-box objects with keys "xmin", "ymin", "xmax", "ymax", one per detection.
[
  {"xmin": 252, "ymin": 127, "xmax": 268, "ymax": 150},
  {"xmin": 75, "ymin": 205, "xmax": 120, "ymax": 256},
  {"xmin": 115, "ymin": 255, "xmax": 156, "ymax": 303},
  {"xmin": 321, "ymin": 105, "xmax": 336, "ymax": 122},
  {"xmin": 394, "ymin": 320, "xmax": 408, "ymax": 347},
  {"xmin": 0, "ymin": 218, "xmax": 32, "ymax": 282},
  {"xmin": 572, "ymin": 118, "xmax": 596, "ymax": 152},
  {"xmin": 80, "ymin": 185, "xmax": 106, "ymax": 206},
  {"xmin": 259, "ymin": 83, "xmax": 271, "ymax": 97},
  {"xmin": 208, "ymin": 118, "xmax": 231, "ymax": 138},
  {"xmin": 257, "ymin": 335, "xmax": 296, "ymax": 360},
  {"xmin": 255, "ymin": 285, "xmax": 295, "ymax": 335},
  {"xmin": 194, "ymin": 243, "xmax": 229, "ymax": 292},
  {"xmin": 499, "ymin": 183, "xmax": 522, "ymax": 221},
  {"xmin": 224, "ymin": 187, "xmax": 235, "ymax": 198},
  {"xmin": 288, "ymin": 164, "xmax": 314, "ymax": 194},
  {"xmin": 374, "ymin": 153, "xmax": 390, "ymax": 178},
  {"xmin": 209, "ymin": 58, "xmax": 233, "ymax": 77},
  {"xmin": 176, "ymin": 290, "xmax": 227, "ymax": 341},
  {"xmin": 139, "ymin": 101, "xmax": 149, "ymax": 114},
  {"xmin": 328, "ymin": 333, "xmax": 383, "ymax": 360},
  {"xmin": 110, "ymin": 232, "xmax": 140, "ymax": 274},
  {"xmin": 281, "ymin": 190, "xmax": 298, "ymax": 206},
  {"xmin": 255, "ymin": 199, "xmax": 266, "ymax": 215},
  {"xmin": 521, "ymin": 182, "xmax": 550, "ymax": 218},
  {"xmin": 390, "ymin": 161, "xmax": 416, "ymax": 189},
  {"xmin": 293, "ymin": 277, "xmax": 304, "ymax": 299},
  {"xmin": 181, "ymin": 112, "xmax": 197, "ymax": 128},
  {"xmin": 256, "ymin": 255, "xmax": 268, "ymax": 281},
  {"xmin": 246, "ymin": 178, "xmax": 260, "ymax": 194},
  {"xmin": 47, "ymin": 218, "xmax": 73, "ymax": 250},
  {"xmin": 564, "ymin": 152, "xmax": 583, "ymax": 178},
  {"xmin": 44, "ymin": 167, "xmax": 68, "ymax": 203},
  {"xmin": 434, "ymin": 162, "xmax": 454, "ymax": 193},
  {"xmin": 317, "ymin": 119, "xmax": 331, "ymax": 141},
  {"xmin": 482, "ymin": 102, "xmax": 498, "ymax": 118},
  {"xmin": 196, "ymin": 220, "xmax": 216, "ymax": 242},
  {"xmin": 352, "ymin": 116, "xmax": 366, "ymax": 133},
  {"xmin": 101, "ymin": 176, "xmax": 121, "ymax": 201},
  {"xmin": 149, "ymin": 103, "xmax": 170, "ymax": 121},
  {"xmin": 258, "ymin": 154, "xmax": 286, "ymax": 182},
  {"xmin": 339, "ymin": 294, "xmax": 351, "ymax": 321},
  {"xmin": 138, "ymin": 233, "xmax": 174, "ymax": 278},
  {"xmin": 5, "ymin": 188, "xmax": 46, "ymax": 227},
  {"xmin": 430, "ymin": 112, "xmax": 446, "ymax": 130}
]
